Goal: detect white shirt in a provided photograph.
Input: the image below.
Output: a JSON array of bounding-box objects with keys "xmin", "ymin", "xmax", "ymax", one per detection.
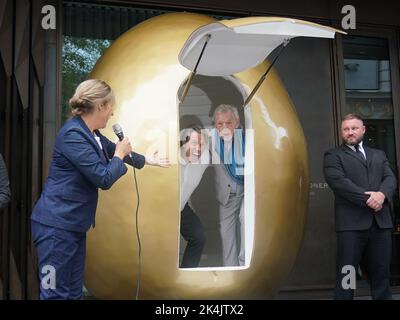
[
  {"xmin": 94, "ymin": 133, "xmax": 103, "ymax": 150},
  {"xmin": 179, "ymin": 146, "xmax": 210, "ymax": 211},
  {"xmin": 346, "ymin": 140, "xmax": 366, "ymax": 159}
]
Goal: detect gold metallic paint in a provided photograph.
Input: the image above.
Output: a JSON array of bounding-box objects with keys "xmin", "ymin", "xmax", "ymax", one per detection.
[{"xmin": 85, "ymin": 12, "xmax": 309, "ymax": 299}]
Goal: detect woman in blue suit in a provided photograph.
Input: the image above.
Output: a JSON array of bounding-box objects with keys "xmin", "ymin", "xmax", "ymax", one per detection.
[{"xmin": 31, "ymin": 79, "xmax": 168, "ymax": 299}]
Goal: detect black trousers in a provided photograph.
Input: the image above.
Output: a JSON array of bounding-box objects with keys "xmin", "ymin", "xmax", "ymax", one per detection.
[
  {"xmin": 334, "ymin": 218, "xmax": 392, "ymax": 300},
  {"xmin": 180, "ymin": 204, "xmax": 206, "ymax": 268}
]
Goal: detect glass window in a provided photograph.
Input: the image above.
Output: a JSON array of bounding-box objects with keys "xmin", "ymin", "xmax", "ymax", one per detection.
[
  {"xmin": 342, "ymin": 35, "xmax": 400, "ymax": 286},
  {"xmin": 343, "ymin": 36, "xmax": 396, "ymax": 169},
  {"xmin": 62, "ymin": 2, "xmax": 169, "ymax": 123},
  {"xmin": 62, "ymin": 37, "xmax": 112, "ymax": 122}
]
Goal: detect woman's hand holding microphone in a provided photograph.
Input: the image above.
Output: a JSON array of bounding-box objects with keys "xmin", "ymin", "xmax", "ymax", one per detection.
[{"xmin": 114, "ymin": 137, "xmax": 133, "ymax": 160}]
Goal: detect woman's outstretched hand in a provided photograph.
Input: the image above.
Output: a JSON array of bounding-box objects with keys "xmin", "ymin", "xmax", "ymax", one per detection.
[{"xmin": 146, "ymin": 150, "xmax": 170, "ymax": 168}]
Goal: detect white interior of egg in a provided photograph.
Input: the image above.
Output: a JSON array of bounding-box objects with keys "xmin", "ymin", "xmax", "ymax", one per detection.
[
  {"xmin": 179, "ymin": 18, "xmax": 340, "ymax": 76},
  {"xmin": 177, "ymin": 75, "xmax": 254, "ymax": 270}
]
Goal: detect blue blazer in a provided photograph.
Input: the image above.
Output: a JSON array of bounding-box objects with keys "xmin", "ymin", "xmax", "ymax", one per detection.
[{"xmin": 31, "ymin": 116, "xmax": 145, "ymax": 233}]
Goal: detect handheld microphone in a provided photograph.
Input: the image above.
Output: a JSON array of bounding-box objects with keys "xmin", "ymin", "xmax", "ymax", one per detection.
[
  {"xmin": 112, "ymin": 123, "xmax": 124, "ymax": 141},
  {"xmin": 113, "ymin": 123, "xmax": 133, "ymax": 160}
]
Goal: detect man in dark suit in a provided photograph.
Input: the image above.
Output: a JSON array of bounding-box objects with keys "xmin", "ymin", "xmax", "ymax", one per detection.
[{"xmin": 324, "ymin": 113, "xmax": 397, "ymax": 300}]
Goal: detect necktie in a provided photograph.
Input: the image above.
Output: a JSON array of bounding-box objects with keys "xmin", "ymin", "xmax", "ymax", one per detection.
[{"xmin": 354, "ymin": 144, "xmax": 366, "ymax": 161}]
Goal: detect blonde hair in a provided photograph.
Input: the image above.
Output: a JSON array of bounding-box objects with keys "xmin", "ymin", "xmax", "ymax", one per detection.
[{"xmin": 69, "ymin": 79, "xmax": 115, "ymax": 116}]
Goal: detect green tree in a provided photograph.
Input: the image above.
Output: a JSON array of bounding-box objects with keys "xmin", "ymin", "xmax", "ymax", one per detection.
[{"xmin": 62, "ymin": 36, "xmax": 112, "ymax": 123}]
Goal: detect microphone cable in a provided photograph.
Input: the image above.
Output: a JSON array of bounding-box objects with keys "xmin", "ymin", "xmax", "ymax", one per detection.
[
  {"xmin": 112, "ymin": 124, "xmax": 142, "ymax": 299},
  {"xmin": 132, "ymin": 166, "xmax": 141, "ymax": 300}
]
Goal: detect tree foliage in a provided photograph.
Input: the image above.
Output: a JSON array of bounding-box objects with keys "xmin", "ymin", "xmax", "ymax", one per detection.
[{"xmin": 62, "ymin": 36, "xmax": 112, "ymax": 123}]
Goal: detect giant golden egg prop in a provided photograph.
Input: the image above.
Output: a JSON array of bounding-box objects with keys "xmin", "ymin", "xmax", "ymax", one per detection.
[{"xmin": 85, "ymin": 12, "xmax": 342, "ymax": 299}]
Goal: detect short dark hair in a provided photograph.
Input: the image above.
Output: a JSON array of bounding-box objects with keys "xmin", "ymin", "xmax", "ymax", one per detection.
[
  {"xmin": 180, "ymin": 124, "xmax": 205, "ymax": 147},
  {"xmin": 342, "ymin": 113, "xmax": 364, "ymax": 124}
]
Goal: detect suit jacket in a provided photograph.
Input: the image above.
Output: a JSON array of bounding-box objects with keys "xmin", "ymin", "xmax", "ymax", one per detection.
[
  {"xmin": 323, "ymin": 144, "xmax": 397, "ymax": 231},
  {"xmin": 31, "ymin": 116, "xmax": 145, "ymax": 233},
  {"xmin": 213, "ymin": 164, "xmax": 244, "ymax": 205},
  {"xmin": 0, "ymin": 154, "xmax": 11, "ymax": 209}
]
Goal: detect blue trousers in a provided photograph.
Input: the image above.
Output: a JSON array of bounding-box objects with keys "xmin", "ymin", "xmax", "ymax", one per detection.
[{"xmin": 31, "ymin": 221, "xmax": 86, "ymax": 300}]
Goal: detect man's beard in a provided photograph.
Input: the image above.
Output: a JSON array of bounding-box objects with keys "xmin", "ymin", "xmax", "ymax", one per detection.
[{"xmin": 343, "ymin": 136, "xmax": 363, "ymax": 146}]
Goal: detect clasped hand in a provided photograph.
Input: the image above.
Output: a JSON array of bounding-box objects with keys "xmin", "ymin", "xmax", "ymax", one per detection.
[{"xmin": 364, "ymin": 191, "xmax": 385, "ymax": 212}]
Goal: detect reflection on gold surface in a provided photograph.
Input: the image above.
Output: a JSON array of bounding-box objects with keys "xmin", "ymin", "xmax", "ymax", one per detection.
[{"xmin": 85, "ymin": 12, "xmax": 309, "ymax": 299}]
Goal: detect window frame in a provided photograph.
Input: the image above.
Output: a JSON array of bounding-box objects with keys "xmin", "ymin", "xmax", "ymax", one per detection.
[{"xmin": 333, "ymin": 24, "xmax": 400, "ymax": 178}]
